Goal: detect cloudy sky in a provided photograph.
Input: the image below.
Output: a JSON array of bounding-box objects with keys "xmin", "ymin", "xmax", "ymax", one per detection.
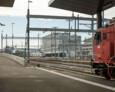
[
  {"xmin": 0, "ymin": 0, "xmax": 75, "ymax": 16},
  {"xmin": 0, "ymin": 0, "xmax": 115, "ymax": 48}
]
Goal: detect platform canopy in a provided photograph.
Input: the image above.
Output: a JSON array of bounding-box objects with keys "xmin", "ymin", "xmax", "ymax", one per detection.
[
  {"xmin": 49, "ymin": 0, "xmax": 115, "ymax": 15},
  {"xmin": 0, "ymin": 0, "xmax": 15, "ymax": 7}
]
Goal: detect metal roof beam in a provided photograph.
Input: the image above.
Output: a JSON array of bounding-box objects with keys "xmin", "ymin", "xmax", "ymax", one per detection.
[
  {"xmin": 28, "ymin": 15, "xmax": 96, "ymax": 20},
  {"xmin": 28, "ymin": 15, "xmax": 112, "ymax": 21},
  {"xmin": 29, "ymin": 28, "xmax": 95, "ymax": 32},
  {"xmin": 3, "ymin": 37, "xmax": 39, "ymax": 40}
]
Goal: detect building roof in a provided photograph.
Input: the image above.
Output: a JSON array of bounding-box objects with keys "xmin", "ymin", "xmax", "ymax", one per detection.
[
  {"xmin": 49, "ymin": 0, "xmax": 115, "ymax": 15},
  {"xmin": 0, "ymin": 0, "xmax": 15, "ymax": 7}
]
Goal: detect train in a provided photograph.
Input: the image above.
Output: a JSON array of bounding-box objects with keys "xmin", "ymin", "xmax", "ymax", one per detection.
[{"xmin": 91, "ymin": 19, "xmax": 115, "ymax": 80}]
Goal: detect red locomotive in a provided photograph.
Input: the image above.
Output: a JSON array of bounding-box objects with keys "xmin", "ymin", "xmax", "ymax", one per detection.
[{"xmin": 92, "ymin": 20, "xmax": 115, "ymax": 80}]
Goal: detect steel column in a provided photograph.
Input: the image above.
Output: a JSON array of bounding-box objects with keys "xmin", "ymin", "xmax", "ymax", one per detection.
[
  {"xmin": 6, "ymin": 34, "xmax": 7, "ymax": 53},
  {"xmin": 102, "ymin": 11, "xmax": 104, "ymax": 26},
  {"xmin": 75, "ymin": 19, "xmax": 77, "ymax": 59},
  {"xmin": 97, "ymin": 0, "xmax": 104, "ymax": 28},
  {"xmin": 38, "ymin": 34, "xmax": 39, "ymax": 49},
  {"xmin": 1, "ymin": 32, "xmax": 3, "ymax": 53},
  {"xmin": 55, "ymin": 30, "xmax": 56, "ymax": 59},
  {"xmin": 12, "ymin": 23, "xmax": 14, "ymax": 54},
  {"xmin": 92, "ymin": 15, "xmax": 94, "ymax": 59},
  {"xmin": 97, "ymin": 11, "xmax": 102, "ymax": 28},
  {"xmin": 77, "ymin": 15, "xmax": 81, "ymax": 58},
  {"xmin": 24, "ymin": 33, "xmax": 27, "ymax": 59},
  {"xmin": 69, "ymin": 20, "xmax": 71, "ymax": 59},
  {"xmin": 6, "ymin": 34, "xmax": 7, "ymax": 49},
  {"xmin": 51, "ymin": 31, "xmax": 52, "ymax": 57},
  {"xmin": 63, "ymin": 39, "xmax": 64, "ymax": 59},
  {"xmin": 45, "ymin": 42, "xmax": 46, "ymax": 55},
  {"xmin": 27, "ymin": 9, "xmax": 30, "ymax": 63}
]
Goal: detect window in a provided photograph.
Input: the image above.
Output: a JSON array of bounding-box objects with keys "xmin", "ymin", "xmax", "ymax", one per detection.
[
  {"xmin": 103, "ymin": 33, "xmax": 107, "ymax": 40},
  {"xmin": 94, "ymin": 32, "xmax": 101, "ymax": 44}
]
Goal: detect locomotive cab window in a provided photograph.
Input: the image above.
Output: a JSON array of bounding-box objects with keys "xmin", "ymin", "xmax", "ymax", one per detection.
[
  {"xmin": 94, "ymin": 32, "xmax": 101, "ymax": 44},
  {"xmin": 103, "ymin": 33, "xmax": 107, "ymax": 40}
]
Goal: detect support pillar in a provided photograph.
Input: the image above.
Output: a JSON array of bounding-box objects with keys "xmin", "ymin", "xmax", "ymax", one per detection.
[{"xmin": 27, "ymin": 9, "xmax": 30, "ymax": 63}]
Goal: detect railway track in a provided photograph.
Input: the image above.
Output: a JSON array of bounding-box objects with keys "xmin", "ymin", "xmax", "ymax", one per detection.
[
  {"xmin": 30, "ymin": 60, "xmax": 107, "ymax": 79},
  {"xmin": 30, "ymin": 60, "xmax": 95, "ymax": 74}
]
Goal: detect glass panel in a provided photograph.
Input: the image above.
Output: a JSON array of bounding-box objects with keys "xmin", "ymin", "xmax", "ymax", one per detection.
[{"xmin": 103, "ymin": 33, "xmax": 107, "ymax": 40}]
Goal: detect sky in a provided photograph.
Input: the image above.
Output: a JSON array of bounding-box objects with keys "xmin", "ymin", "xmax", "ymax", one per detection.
[{"xmin": 0, "ymin": 0, "xmax": 115, "ymax": 48}]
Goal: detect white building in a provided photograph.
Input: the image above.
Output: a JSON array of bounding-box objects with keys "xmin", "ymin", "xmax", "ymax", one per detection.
[
  {"xmin": 82, "ymin": 38, "xmax": 93, "ymax": 58},
  {"xmin": 41, "ymin": 33, "xmax": 81, "ymax": 58}
]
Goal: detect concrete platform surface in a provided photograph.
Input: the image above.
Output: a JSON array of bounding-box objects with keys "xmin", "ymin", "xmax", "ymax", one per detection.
[{"xmin": 0, "ymin": 55, "xmax": 115, "ymax": 92}]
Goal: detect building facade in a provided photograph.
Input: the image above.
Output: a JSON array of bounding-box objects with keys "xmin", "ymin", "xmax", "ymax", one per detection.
[
  {"xmin": 82, "ymin": 38, "xmax": 93, "ymax": 59},
  {"xmin": 41, "ymin": 32, "xmax": 82, "ymax": 58}
]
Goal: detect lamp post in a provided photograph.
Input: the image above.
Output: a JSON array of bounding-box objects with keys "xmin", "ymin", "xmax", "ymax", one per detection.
[
  {"xmin": 66, "ymin": 12, "xmax": 74, "ymax": 59},
  {"xmin": 27, "ymin": 0, "xmax": 32, "ymax": 63},
  {"xmin": 51, "ymin": 30, "xmax": 52, "ymax": 57},
  {"xmin": 28, "ymin": 0, "xmax": 32, "ymax": 10},
  {"xmin": 12, "ymin": 23, "xmax": 15, "ymax": 53},
  {"xmin": 38, "ymin": 34, "xmax": 39, "ymax": 49},
  {"xmin": 52, "ymin": 27, "xmax": 57, "ymax": 58}
]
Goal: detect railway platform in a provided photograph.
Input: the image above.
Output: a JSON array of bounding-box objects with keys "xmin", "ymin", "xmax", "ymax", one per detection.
[{"xmin": 0, "ymin": 54, "xmax": 115, "ymax": 92}]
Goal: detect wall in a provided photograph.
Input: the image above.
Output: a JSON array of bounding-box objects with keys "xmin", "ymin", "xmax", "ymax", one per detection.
[{"xmin": 3, "ymin": 53, "xmax": 25, "ymax": 66}]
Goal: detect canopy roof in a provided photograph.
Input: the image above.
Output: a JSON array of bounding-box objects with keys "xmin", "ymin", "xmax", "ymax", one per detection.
[
  {"xmin": 0, "ymin": 0, "xmax": 15, "ymax": 7},
  {"xmin": 49, "ymin": 0, "xmax": 115, "ymax": 15}
]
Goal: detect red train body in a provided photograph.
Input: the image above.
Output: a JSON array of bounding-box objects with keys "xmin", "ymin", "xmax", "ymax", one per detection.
[
  {"xmin": 94, "ymin": 24, "xmax": 115, "ymax": 63},
  {"xmin": 92, "ymin": 23, "xmax": 115, "ymax": 79}
]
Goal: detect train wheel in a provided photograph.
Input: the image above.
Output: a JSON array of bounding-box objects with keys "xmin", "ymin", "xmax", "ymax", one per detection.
[
  {"xmin": 95, "ymin": 69, "xmax": 101, "ymax": 75},
  {"xmin": 102, "ymin": 69, "xmax": 111, "ymax": 80}
]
